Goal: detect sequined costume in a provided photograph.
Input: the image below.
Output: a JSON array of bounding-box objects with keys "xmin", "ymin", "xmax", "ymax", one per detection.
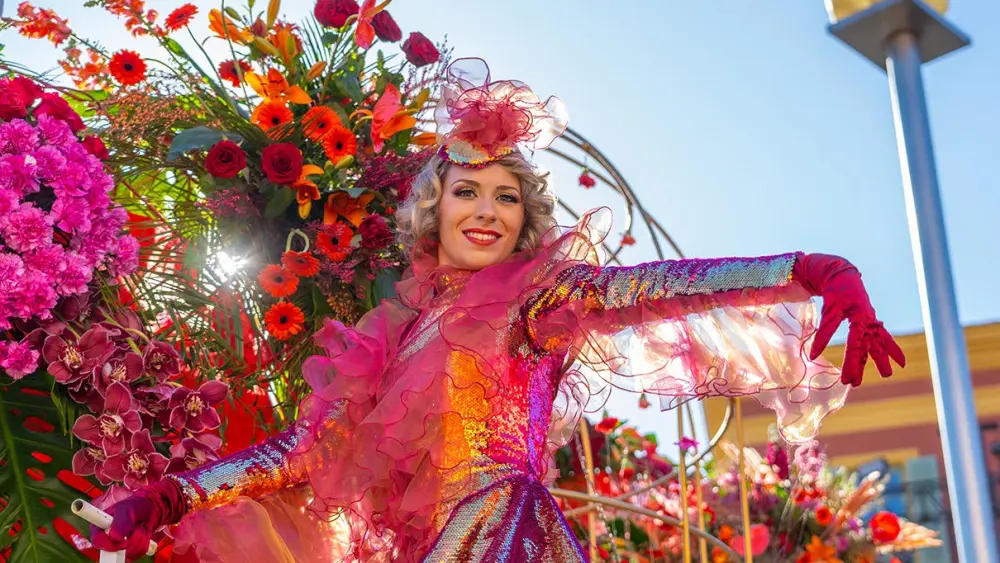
[{"xmin": 167, "ymin": 208, "xmax": 847, "ymax": 562}]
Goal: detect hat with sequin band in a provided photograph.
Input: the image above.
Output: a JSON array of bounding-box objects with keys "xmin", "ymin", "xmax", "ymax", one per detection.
[{"xmin": 435, "ymin": 58, "xmax": 569, "ymax": 168}]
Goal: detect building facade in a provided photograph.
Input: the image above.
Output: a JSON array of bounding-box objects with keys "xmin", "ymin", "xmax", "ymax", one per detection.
[{"xmin": 704, "ymin": 322, "xmax": 1000, "ymax": 563}]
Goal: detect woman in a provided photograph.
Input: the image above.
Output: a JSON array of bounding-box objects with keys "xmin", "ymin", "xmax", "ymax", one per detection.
[{"xmin": 93, "ymin": 59, "xmax": 904, "ymax": 562}]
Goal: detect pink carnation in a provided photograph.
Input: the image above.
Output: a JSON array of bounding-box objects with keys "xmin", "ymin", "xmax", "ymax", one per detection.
[
  {"xmin": 0, "ymin": 154, "xmax": 39, "ymax": 196},
  {"xmin": 0, "ymin": 340, "xmax": 40, "ymax": 380},
  {"xmin": 0, "ymin": 188, "xmax": 18, "ymax": 216},
  {"xmin": 0, "ymin": 119, "xmax": 40, "ymax": 154},
  {"xmin": 2, "ymin": 203, "xmax": 53, "ymax": 253},
  {"xmin": 30, "ymin": 145, "xmax": 67, "ymax": 182},
  {"xmin": 107, "ymin": 235, "xmax": 140, "ymax": 277},
  {"xmin": 36, "ymin": 113, "xmax": 74, "ymax": 147},
  {"xmin": 54, "ymin": 253, "xmax": 93, "ymax": 295},
  {"xmin": 50, "ymin": 196, "xmax": 92, "ymax": 234}
]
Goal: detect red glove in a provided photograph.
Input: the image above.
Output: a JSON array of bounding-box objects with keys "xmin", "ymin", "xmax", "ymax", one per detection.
[
  {"xmin": 792, "ymin": 253, "xmax": 906, "ymax": 387},
  {"xmin": 91, "ymin": 478, "xmax": 187, "ymax": 561}
]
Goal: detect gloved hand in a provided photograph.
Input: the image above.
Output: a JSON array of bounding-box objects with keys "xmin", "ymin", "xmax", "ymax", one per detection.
[
  {"xmin": 90, "ymin": 478, "xmax": 187, "ymax": 561},
  {"xmin": 792, "ymin": 253, "xmax": 906, "ymax": 387}
]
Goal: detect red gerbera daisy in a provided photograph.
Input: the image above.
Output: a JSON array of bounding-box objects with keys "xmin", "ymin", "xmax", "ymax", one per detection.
[
  {"xmin": 302, "ymin": 106, "xmax": 338, "ymax": 142},
  {"xmin": 281, "ymin": 251, "xmax": 321, "ymax": 277},
  {"xmin": 252, "ymin": 100, "xmax": 294, "ymax": 135},
  {"xmin": 315, "ymin": 223, "xmax": 353, "ymax": 262},
  {"xmin": 165, "ymin": 4, "xmax": 198, "ymax": 32},
  {"xmin": 264, "ymin": 302, "xmax": 305, "ymax": 341},
  {"xmin": 219, "ymin": 59, "xmax": 252, "ymax": 87},
  {"xmin": 322, "ymin": 126, "xmax": 358, "ymax": 162},
  {"xmin": 257, "ymin": 264, "xmax": 299, "ymax": 298},
  {"xmin": 108, "ymin": 50, "xmax": 147, "ymax": 86}
]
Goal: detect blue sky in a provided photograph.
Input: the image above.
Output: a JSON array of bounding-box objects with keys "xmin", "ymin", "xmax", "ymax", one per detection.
[{"xmin": 4, "ymin": 1, "xmax": 998, "ymax": 447}]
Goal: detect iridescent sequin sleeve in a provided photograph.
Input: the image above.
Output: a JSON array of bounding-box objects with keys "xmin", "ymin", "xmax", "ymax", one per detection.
[
  {"xmin": 531, "ymin": 253, "xmax": 798, "ymax": 319},
  {"xmin": 167, "ymin": 424, "xmax": 307, "ymax": 512}
]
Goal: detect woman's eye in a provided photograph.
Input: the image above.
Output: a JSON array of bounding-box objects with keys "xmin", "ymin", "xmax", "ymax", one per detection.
[
  {"xmin": 498, "ymin": 193, "xmax": 520, "ymax": 204},
  {"xmin": 455, "ymin": 188, "xmax": 475, "ymax": 198}
]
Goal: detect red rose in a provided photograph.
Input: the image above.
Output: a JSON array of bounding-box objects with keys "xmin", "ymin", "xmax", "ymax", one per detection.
[
  {"xmin": 371, "ymin": 11, "xmax": 401, "ymax": 42},
  {"xmin": 205, "ymin": 140, "xmax": 246, "ymax": 179},
  {"xmin": 7, "ymin": 77, "xmax": 42, "ymax": 108},
  {"xmin": 81, "ymin": 135, "xmax": 110, "ymax": 160},
  {"xmin": 359, "ymin": 214, "xmax": 393, "ymax": 249},
  {"xmin": 401, "ymin": 32, "xmax": 440, "ymax": 68},
  {"xmin": 314, "ymin": 0, "xmax": 359, "ymax": 28},
  {"xmin": 34, "ymin": 92, "xmax": 85, "ymax": 132},
  {"xmin": 0, "ymin": 90, "xmax": 27, "ymax": 121},
  {"xmin": 261, "ymin": 143, "xmax": 303, "ymax": 185}
]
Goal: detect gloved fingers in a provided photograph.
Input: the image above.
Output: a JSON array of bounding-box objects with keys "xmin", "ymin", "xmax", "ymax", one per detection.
[
  {"xmin": 90, "ymin": 526, "xmax": 127, "ymax": 553},
  {"xmin": 810, "ymin": 305, "xmax": 843, "ymax": 361},
  {"xmin": 124, "ymin": 529, "xmax": 152, "ymax": 562},
  {"xmin": 841, "ymin": 321, "xmax": 869, "ymax": 387},
  {"xmin": 107, "ymin": 505, "xmax": 138, "ymax": 543},
  {"xmin": 870, "ymin": 339, "xmax": 893, "ymax": 378},
  {"xmin": 882, "ymin": 327, "xmax": 907, "ymax": 368}
]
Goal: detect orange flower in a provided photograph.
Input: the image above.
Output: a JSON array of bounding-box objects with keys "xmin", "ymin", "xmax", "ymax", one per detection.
[
  {"xmin": 324, "ymin": 191, "xmax": 374, "ymax": 227},
  {"xmin": 219, "ymin": 59, "xmax": 252, "ymax": 87},
  {"xmin": 804, "ymin": 535, "xmax": 842, "ymax": 563},
  {"xmin": 594, "ymin": 417, "xmax": 619, "ymax": 434},
  {"xmin": 208, "ymin": 8, "xmax": 253, "ymax": 44},
  {"xmin": 316, "ymin": 224, "xmax": 353, "ymax": 262},
  {"xmin": 164, "ymin": 4, "xmax": 197, "ymax": 32},
  {"xmin": 718, "ymin": 524, "xmax": 734, "ymax": 542},
  {"xmin": 711, "ymin": 547, "xmax": 729, "ymax": 563},
  {"xmin": 109, "ymin": 50, "xmax": 146, "ymax": 86},
  {"xmin": 621, "ymin": 233, "xmax": 636, "ymax": 246},
  {"xmin": 265, "ymin": 302, "xmax": 305, "ymax": 341},
  {"xmin": 246, "ymin": 68, "xmax": 310, "ymax": 105},
  {"xmin": 354, "ymin": 0, "xmax": 384, "ymax": 49},
  {"xmin": 252, "ymin": 99, "xmax": 294, "ymax": 134},
  {"xmin": 815, "ymin": 506, "xmax": 833, "ymax": 526},
  {"xmin": 302, "ymin": 106, "xmax": 339, "ymax": 141},
  {"xmin": 281, "ymin": 251, "xmax": 320, "ymax": 277},
  {"xmin": 322, "ymin": 127, "xmax": 358, "ymax": 162},
  {"xmin": 370, "ymin": 83, "xmax": 415, "ymax": 152},
  {"xmin": 293, "ymin": 164, "xmax": 324, "ymax": 218},
  {"xmin": 869, "ymin": 511, "xmax": 901, "ymax": 543},
  {"xmin": 257, "ymin": 264, "xmax": 299, "ymax": 298},
  {"xmin": 268, "ymin": 22, "xmax": 302, "ymax": 66}
]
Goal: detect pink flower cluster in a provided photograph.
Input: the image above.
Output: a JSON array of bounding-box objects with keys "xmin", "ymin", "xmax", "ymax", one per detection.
[
  {"xmin": 0, "ymin": 77, "xmax": 138, "ymax": 379},
  {"xmin": 33, "ymin": 307, "xmax": 230, "ymax": 504}
]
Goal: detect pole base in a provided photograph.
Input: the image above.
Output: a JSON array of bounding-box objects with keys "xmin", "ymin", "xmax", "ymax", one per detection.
[{"xmin": 828, "ymin": 0, "xmax": 970, "ymax": 71}]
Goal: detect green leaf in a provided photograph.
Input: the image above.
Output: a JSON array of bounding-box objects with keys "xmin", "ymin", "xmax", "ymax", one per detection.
[
  {"xmin": 334, "ymin": 75, "xmax": 364, "ymax": 103},
  {"xmin": 0, "ymin": 372, "xmax": 97, "ymax": 562},
  {"xmin": 311, "ymin": 285, "xmax": 334, "ymax": 320},
  {"xmin": 264, "ymin": 187, "xmax": 296, "ymax": 219},
  {"xmin": 372, "ymin": 268, "xmax": 401, "ymax": 305},
  {"xmin": 167, "ymin": 127, "xmax": 243, "ymax": 161},
  {"xmin": 343, "ymin": 187, "xmax": 368, "ymax": 198}
]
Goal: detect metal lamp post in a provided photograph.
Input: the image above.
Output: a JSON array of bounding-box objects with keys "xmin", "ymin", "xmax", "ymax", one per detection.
[{"xmin": 824, "ymin": 1, "xmax": 998, "ymax": 561}]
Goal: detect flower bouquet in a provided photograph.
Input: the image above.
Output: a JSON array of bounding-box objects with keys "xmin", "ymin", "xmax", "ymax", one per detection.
[
  {"xmin": 0, "ymin": 75, "xmax": 229, "ymax": 562},
  {"xmin": 553, "ymin": 417, "xmax": 942, "ymax": 563},
  {"xmin": 5, "ymin": 0, "xmax": 448, "ymax": 431}
]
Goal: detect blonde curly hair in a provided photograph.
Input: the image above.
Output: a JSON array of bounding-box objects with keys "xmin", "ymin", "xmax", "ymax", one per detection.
[{"xmin": 395, "ymin": 153, "xmax": 557, "ymax": 258}]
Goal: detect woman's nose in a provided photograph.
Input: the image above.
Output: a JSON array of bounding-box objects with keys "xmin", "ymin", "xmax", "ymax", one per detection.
[{"xmin": 475, "ymin": 202, "xmax": 497, "ymax": 223}]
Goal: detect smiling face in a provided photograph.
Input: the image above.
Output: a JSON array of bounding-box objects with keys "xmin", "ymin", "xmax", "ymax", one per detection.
[{"xmin": 436, "ymin": 163, "xmax": 526, "ymax": 271}]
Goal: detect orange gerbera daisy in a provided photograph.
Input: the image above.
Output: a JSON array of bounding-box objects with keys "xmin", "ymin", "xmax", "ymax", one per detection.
[
  {"xmin": 302, "ymin": 106, "xmax": 338, "ymax": 142},
  {"xmin": 109, "ymin": 50, "xmax": 146, "ymax": 86},
  {"xmin": 164, "ymin": 4, "xmax": 197, "ymax": 32},
  {"xmin": 252, "ymin": 99, "xmax": 294, "ymax": 135},
  {"xmin": 322, "ymin": 127, "xmax": 358, "ymax": 162},
  {"xmin": 264, "ymin": 302, "xmax": 305, "ymax": 341},
  {"xmin": 257, "ymin": 264, "xmax": 299, "ymax": 298},
  {"xmin": 282, "ymin": 251, "xmax": 320, "ymax": 277},
  {"xmin": 219, "ymin": 59, "xmax": 252, "ymax": 87}
]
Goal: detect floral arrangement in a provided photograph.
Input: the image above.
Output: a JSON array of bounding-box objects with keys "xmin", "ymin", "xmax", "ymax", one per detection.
[
  {"xmin": 6, "ymin": 0, "xmax": 448, "ymax": 429},
  {"xmin": 554, "ymin": 417, "xmax": 941, "ymax": 563},
  {"xmin": 0, "ymin": 75, "xmax": 137, "ymax": 379},
  {"xmin": 0, "ymin": 75, "xmax": 228, "ymax": 561}
]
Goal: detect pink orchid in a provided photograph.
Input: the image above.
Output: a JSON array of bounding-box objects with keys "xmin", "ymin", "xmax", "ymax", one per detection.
[
  {"xmin": 676, "ymin": 436, "xmax": 699, "ymax": 454},
  {"xmin": 92, "ymin": 484, "xmax": 132, "ymax": 512},
  {"xmin": 102, "ymin": 429, "xmax": 169, "ymax": 489},
  {"xmin": 143, "ymin": 340, "xmax": 181, "ymax": 381},
  {"xmin": 168, "ymin": 380, "xmax": 228, "ymax": 433},
  {"xmin": 71, "ymin": 382, "xmax": 142, "ymax": 456},
  {"xmin": 42, "ymin": 326, "xmax": 113, "ymax": 388},
  {"xmin": 94, "ymin": 351, "xmax": 143, "ymax": 396},
  {"xmin": 72, "ymin": 445, "xmax": 111, "ymax": 484},
  {"xmin": 166, "ymin": 432, "xmax": 223, "ymax": 473}
]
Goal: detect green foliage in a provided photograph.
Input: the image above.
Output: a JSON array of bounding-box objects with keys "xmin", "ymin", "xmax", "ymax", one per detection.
[{"xmin": 0, "ymin": 373, "xmax": 93, "ymax": 562}]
